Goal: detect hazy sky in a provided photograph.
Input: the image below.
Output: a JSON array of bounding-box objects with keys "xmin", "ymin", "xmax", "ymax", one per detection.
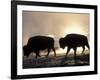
[{"xmin": 22, "ymin": 11, "xmax": 90, "ymax": 47}]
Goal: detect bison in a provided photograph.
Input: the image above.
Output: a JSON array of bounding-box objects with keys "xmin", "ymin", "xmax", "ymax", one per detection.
[
  {"xmin": 59, "ymin": 34, "xmax": 89, "ymax": 57},
  {"xmin": 23, "ymin": 36, "xmax": 56, "ymax": 58}
]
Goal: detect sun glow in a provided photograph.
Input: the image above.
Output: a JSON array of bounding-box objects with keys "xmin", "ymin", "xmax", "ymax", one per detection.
[
  {"xmin": 63, "ymin": 25, "xmax": 85, "ymax": 37},
  {"xmin": 47, "ymin": 34, "xmax": 55, "ymax": 38}
]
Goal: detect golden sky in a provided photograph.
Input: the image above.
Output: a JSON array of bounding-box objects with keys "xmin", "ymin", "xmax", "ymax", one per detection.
[{"xmin": 22, "ymin": 11, "xmax": 90, "ymax": 47}]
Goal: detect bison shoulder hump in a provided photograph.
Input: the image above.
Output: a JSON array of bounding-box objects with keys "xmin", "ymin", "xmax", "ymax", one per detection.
[{"xmin": 28, "ymin": 36, "xmax": 54, "ymax": 43}]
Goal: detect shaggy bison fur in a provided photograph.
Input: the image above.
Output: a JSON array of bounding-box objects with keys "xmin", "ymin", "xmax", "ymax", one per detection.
[
  {"xmin": 23, "ymin": 36, "xmax": 56, "ymax": 58},
  {"xmin": 59, "ymin": 34, "xmax": 89, "ymax": 57}
]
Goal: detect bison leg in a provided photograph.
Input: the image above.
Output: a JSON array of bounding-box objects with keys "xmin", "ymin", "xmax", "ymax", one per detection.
[
  {"xmin": 73, "ymin": 48, "xmax": 77, "ymax": 57},
  {"xmin": 52, "ymin": 47, "xmax": 56, "ymax": 56},
  {"xmin": 46, "ymin": 48, "xmax": 50, "ymax": 57},
  {"xmin": 82, "ymin": 46, "xmax": 85, "ymax": 54},
  {"xmin": 35, "ymin": 50, "xmax": 40, "ymax": 58},
  {"xmin": 35, "ymin": 53, "xmax": 38, "ymax": 58},
  {"xmin": 86, "ymin": 43, "xmax": 90, "ymax": 49},
  {"xmin": 73, "ymin": 48, "xmax": 78, "ymax": 63},
  {"xmin": 73, "ymin": 48, "xmax": 77, "ymax": 61},
  {"xmin": 65, "ymin": 47, "xmax": 71, "ymax": 57}
]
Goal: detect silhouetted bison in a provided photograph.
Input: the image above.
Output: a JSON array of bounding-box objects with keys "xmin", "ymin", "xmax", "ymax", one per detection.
[
  {"xmin": 23, "ymin": 36, "xmax": 56, "ymax": 58},
  {"xmin": 59, "ymin": 34, "xmax": 89, "ymax": 57}
]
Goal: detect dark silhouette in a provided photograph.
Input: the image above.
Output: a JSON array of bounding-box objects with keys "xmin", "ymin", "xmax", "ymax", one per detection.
[
  {"xmin": 23, "ymin": 36, "xmax": 56, "ymax": 58},
  {"xmin": 59, "ymin": 34, "xmax": 89, "ymax": 57}
]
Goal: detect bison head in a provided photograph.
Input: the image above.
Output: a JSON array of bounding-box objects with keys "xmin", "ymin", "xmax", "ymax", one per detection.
[
  {"xmin": 59, "ymin": 38, "xmax": 66, "ymax": 49},
  {"xmin": 23, "ymin": 45, "xmax": 31, "ymax": 57}
]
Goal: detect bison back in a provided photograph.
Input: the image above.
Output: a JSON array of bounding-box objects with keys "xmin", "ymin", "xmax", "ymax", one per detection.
[
  {"xmin": 65, "ymin": 34, "xmax": 88, "ymax": 47},
  {"xmin": 27, "ymin": 36, "xmax": 54, "ymax": 50}
]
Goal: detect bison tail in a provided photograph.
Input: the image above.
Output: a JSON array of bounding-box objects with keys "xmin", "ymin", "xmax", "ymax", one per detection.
[
  {"xmin": 86, "ymin": 38, "xmax": 90, "ymax": 49},
  {"xmin": 86, "ymin": 43, "xmax": 90, "ymax": 49}
]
